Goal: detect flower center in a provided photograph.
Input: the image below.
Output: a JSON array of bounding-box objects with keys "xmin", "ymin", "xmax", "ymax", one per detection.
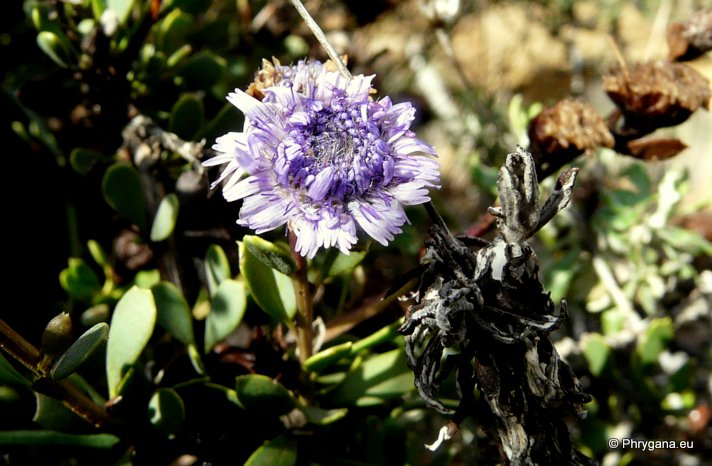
[{"xmin": 275, "ymin": 96, "xmax": 395, "ymax": 203}]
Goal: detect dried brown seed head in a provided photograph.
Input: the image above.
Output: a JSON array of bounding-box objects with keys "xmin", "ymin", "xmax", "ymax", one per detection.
[
  {"xmin": 603, "ymin": 61, "xmax": 711, "ymax": 131},
  {"xmin": 528, "ymin": 99, "xmax": 614, "ymax": 160},
  {"xmin": 667, "ymin": 9, "xmax": 712, "ymax": 62}
]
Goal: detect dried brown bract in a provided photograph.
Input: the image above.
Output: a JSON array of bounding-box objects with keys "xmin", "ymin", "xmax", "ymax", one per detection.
[
  {"xmin": 604, "ymin": 61, "xmax": 711, "ymax": 133},
  {"xmin": 246, "ymin": 57, "xmax": 285, "ymax": 101},
  {"xmin": 528, "ymin": 99, "xmax": 613, "ymax": 177},
  {"xmin": 667, "ymin": 9, "xmax": 712, "ymax": 62},
  {"xmin": 625, "ymin": 137, "xmax": 687, "ymax": 161}
]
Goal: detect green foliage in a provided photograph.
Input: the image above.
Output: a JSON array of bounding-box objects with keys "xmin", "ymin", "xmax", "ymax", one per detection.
[
  {"xmin": 150, "ymin": 193, "xmax": 180, "ymax": 242},
  {"xmin": 203, "ymin": 279, "xmax": 246, "ymax": 353}
]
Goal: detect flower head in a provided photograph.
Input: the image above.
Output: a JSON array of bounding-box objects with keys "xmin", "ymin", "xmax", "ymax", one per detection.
[{"xmin": 205, "ymin": 59, "xmax": 440, "ymax": 258}]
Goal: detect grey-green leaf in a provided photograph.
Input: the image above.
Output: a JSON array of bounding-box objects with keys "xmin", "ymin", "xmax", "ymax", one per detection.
[
  {"xmin": 204, "ymin": 279, "xmax": 246, "ymax": 353},
  {"xmin": 635, "ymin": 317, "xmax": 674, "ymax": 367},
  {"xmin": 106, "ymin": 287, "xmax": 157, "ymax": 398},
  {"xmin": 150, "ymin": 193, "xmax": 180, "ymax": 242},
  {"xmin": 244, "ymin": 435, "xmax": 297, "ymax": 466},
  {"xmin": 102, "ymin": 163, "xmax": 147, "ymax": 230},
  {"xmin": 204, "ymin": 244, "xmax": 230, "ymax": 296},
  {"xmin": 51, "ymin": 323, "xmax": 109, "ymax": 380},
  {"xmin": 582, "ymin": 333, "xmax": 611, "ymax": 377},
  {"xmin": 243, "ymin": 235, "xmax": 296, "ymax": 276},
  {"xmin": 152, "ymin": 281, "xmax": 194, "ymax": 345},
  {"xmin": 239, "ymin": 242, "xmax": 296, "ymax": 324}
]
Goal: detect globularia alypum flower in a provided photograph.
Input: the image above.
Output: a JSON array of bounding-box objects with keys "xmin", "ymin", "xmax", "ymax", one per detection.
[{"xmin": 204, "ymin": 59, "xmax": 440, "ymax": 258}]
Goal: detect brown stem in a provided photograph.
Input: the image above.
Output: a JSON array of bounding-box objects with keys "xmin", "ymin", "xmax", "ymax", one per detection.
[
  {"xmin": 0, "ymin": 319, "xmax": 123, "ymax": 435},
  {"xmin": 289, "ymin": 232, "xmax": 314, "ymax": 363}
]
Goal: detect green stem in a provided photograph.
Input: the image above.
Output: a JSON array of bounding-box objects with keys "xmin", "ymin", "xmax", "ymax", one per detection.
[{"xmin": 289, "ymin": 232, "xmax": 314, "ymax": 363}]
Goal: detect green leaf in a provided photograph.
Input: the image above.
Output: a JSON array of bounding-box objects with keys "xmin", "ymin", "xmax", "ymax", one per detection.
[
  {"xmin": 235, "ymin": 374, "xmax": 296, "ymax": 417},
  {"xmin": 107, "ymin": 0, "xmax": 136, "ymax": 25},
  {"xmin": 300, "ymin": 406, "xmax": 348, "ymax": 425},
  {"xmin": 169, "ymin": 94, "xmax": 204, "ymax": 140},
  {"xmin": 150, "ymin": 193, "xmax": 180, "ymax": 242},
  {"xmin": 204, "ymin": 244, "xmax": 231, "ymax": 296},
  {"xmin": 158, "ymin": 9, "xmax": 194, "ymax": 55},
  {"xmin": 601, "ymin": 309, "xmax": 626, "ymax": 336},
  {"xmin": 0, "ymin": 352, "xmax": 30, "ymax": 388},
  {"xmin": 148, "ymin": 388, "xmax": 185, "ymax": 438},
  {"xmin": 87, "ymin": 240, "xmax": 110, "ymax": 268},
  {"xmin": 327, "ymin": 349, "xmax": 413, "ymax": 405},
  {"xmin": 152, "ymin": 281, "xmax": 194, "ymax": 345},
  {"xmin": 59, "ymin": 258, "xmax": 101, "ymax": 302},
  {"xmin": 36, "ymin": 31, "xmax": 76, "ymax": 68},
  {"xmin": 106, "ymin": 287, "xmax": 157, "ymax": 398},
  {"xmin": 245, "ymin": 435, "xmax": 297, "ymax": 466},
  {"xmin": 582, "ymin": 333, "xmax": 611, "ymax": 377},
  {"xmin": 178, "ymin": 51, "xmax": 226, "ymax": 89},
  {"xmin": 204, "ymin": 279, "xmax": 246, "ymax": 353},
  {"xmin": 243, "ymin": 235, "xmax": 296, "ymax": 276},
  {"xmin": 51, "ymin": 323, "xmax": 109, "ymax": 380},
  {"xmin": 102, "ymin": 163, "xmax": 147, "ymax": 230},
  {"xmin": 135, "ymin": 269, "xmax": 161, "ymax": 289},
  {"xmin": 304, "ymin": 342, "xmax": 353, "ymax": 373},
  {"xmin": 635, "ymin": 317, "xmax": 674, "ymax": 367},
  {"xmin": 656, "ymin": 227, "xmax": 712, "ymax": 256},
  {"xmin": 309, "ymin": 248, "xmax": 367, "ymax": 283},
  {"xmin": 0, "ymin": 431, "xmax": 119, "ymax": 448},
  {"xmin": 34, "ymin": 394, "xmax": 91, "ymax": 432},
  {"xmin": 240, "ymin": 242, "xmax": 296, "ymax": 324},
  {"xmin": 70, "ymin": 148, "xmax": 103, "ymax": 175}
]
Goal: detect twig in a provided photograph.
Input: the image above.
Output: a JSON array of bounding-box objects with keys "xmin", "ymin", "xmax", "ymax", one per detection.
[{"xmin": 288, "ymin": 0, "xmax": 351, "ymax": 79}]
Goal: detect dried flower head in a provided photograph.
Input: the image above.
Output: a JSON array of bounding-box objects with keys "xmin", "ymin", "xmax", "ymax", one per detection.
[
  {"xmin": 528, "ymin": 99, "xmax": 613, "ymax": 175},
  {"xmin": 667, "ymin": 9, "xmax": 712, "ymax": 62},
  {"xmin": 603, "ymin": 61, "xmax": 711, "ymax": 131},
  {"xmin": 205, "ymin": 59, "xmax": 440, "ymax": 258}
]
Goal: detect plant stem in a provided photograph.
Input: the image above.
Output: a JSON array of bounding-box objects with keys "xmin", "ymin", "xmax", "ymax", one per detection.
[
  {"xmin": 288, "ymin": 0, "xmax": 351, "ymax": 79},
  {"xmin": 289, "ymin": 232, "xmax": 314, "ymax": 363},
  {"xmin": 0, "ymin": 319, "xmax": 123, "ymax": 434}
]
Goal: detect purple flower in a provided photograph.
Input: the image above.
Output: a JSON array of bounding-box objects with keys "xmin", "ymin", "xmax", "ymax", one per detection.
[{"xmin": 204, "ymin": 60, "xmax": 440, "ymax": 258}]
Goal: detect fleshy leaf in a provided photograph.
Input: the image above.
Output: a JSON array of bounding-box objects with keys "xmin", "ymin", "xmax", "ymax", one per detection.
[
  {"xmin": 239, "ymin": 242, "xmax": 296, "ymax": 324},
  {"xmin": 0, "ymin": 352, "xmax": 30, "ymax": 388},
  {"xmin": 234, "ymin": 374, "xmax": 296, "ymax": 417},
  {"xmin": 169, "ymin": 93, "xmax": 204, "ymax": 141},
  {"xmin": 0, "ymin": 431, "xmax": 119, "ymax": 448},
  {"xmin": 326, "ymin": 349, "xmax": 413, "ymax": 406},
  {"xmin": 70, "ymin": 148, "xmax": 103, "ymax": 175},
  {"xmin": 51, "ymin": 323, "xmax": 109, "ymax": 380},
  {"xmin": 204, "ymin": 279, "xmax": 246, "ymax": 353},
  {"xmin": 582, "ymin": 333, "xmax": 611, "ymax": 377},
  {"xmin": 150, "ymin": 193, "xmax": 180, "ymax": 242},
  {"xmin": 243, "ymin": 235, "xmax": 296, "ymax": 276},
  {"xmin": 635, "ymin": 317, "xmax": 674, "ymax": 367},
  {"xmin": 107, "ymin": 0, "xmax": 135, "ymax": 25},
  {"xmin": 102, "ymin": 163, "xmax": 147, "ymax": 230},
  {"xmin": 106, "ymin": 287, "xmax": 157, "ymax": 398},
  {"xmin": 148, "ymin": 388, "xmax": 185, "ymax": 438},
  {"xmin": 36, "ymin": 31, "xmax": 76, "ymax": 68},
  {"xmin": 244, "ymin": 435, "xmax": 297, "ymax": 466},
  {"xmin": 59, "ymin": 258, "xmax": 101, "ymax": 302},
  {"xmin": 204, "ymin": 244, "xmax": 230, "ymax": 296},
  {"xmin": 303, "ymin": 342, "xmax": 353, "ymax": 373},
  {"xmin": 152, "ymin": 281, "xmax": 194, "ymax": 345}
]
